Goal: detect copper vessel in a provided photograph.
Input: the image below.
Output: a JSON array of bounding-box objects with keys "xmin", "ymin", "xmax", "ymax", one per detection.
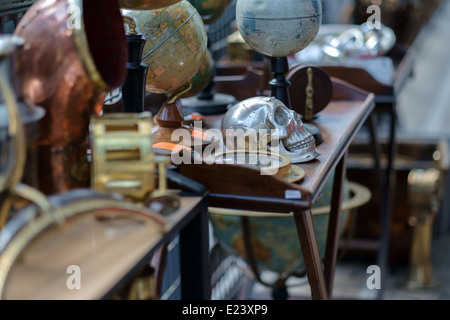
[
  {"xmin": 118, "ymin": 0, "xmax": 182, "ymax": 10},
  {"xmin": 14, "ymin": 0, "xmax": 128, "ymax": 195}
]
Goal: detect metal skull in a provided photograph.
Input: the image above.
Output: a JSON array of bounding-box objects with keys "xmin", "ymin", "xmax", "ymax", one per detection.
[{"xmin": 221, "ymin": 96, "xmax": 319, "ymax": 163}]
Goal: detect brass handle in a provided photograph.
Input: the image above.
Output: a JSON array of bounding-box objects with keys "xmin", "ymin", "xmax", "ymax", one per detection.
[
  {"xmin": 123, "ymin": 15, "xmax": 138, "ymax": 34},
  {"xmin": 166, "ymin": 81, "xmax": 193, "ymax": 104}
]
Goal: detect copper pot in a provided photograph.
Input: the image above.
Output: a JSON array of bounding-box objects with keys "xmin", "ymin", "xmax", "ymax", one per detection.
[
  {"xmin": 118, "ymin": 0, "xmax": 182, "ymax": 10},
  {"xmin": 14, "ymin": 0, "xmax": 128, "ymax": 195}
]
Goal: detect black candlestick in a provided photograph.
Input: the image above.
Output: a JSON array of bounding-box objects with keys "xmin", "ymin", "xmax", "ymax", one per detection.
[{"xmin": 122, "ymin": 33, "xmax": 148, "ymax": 113}]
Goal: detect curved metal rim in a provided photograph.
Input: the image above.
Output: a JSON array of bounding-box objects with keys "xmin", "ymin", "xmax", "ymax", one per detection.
[
  {"xmin": 212, "ymin": 149, "xmax": 292, "ymax": 178},
  {"xmin": 0, "ymin": 36, "xmax": 26, "ymax": 193},
  {"xmin": 68, "ymin": 0, "xmax": 110, "ymax": 93}
]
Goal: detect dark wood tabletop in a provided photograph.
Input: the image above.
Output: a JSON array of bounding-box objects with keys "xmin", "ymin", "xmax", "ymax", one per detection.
[{"xmin": 179, "ymin": 87, "xmax": 376, "ymax": 212}]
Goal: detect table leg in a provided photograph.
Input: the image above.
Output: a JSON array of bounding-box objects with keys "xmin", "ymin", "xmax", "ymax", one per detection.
[
  {"xmin": 293, "ymin": 209, "xmax": 328, "ymax": 300},
  {"xmin": 376, "ymin": 107, "xmax": 397, "ymax": 299},
  {"xmin": 324, "ymin": 152, "xmax": 348, "ymax": 297},
  {"xmin": 179, "ymin": 201, "xmax": 211, "ymax": 299},
  {"xmin": 368, "ymin": 114, "xmax": 383, "ymax": 191}
]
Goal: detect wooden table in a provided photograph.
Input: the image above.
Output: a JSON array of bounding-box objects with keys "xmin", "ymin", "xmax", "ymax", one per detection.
[
  {"xmin": 1, "ymin": 194, "xmax": 210, "ymax": 300},
  {"xmin": 179, "ymin": 81, "xmax": 375, "ymax": 300}
]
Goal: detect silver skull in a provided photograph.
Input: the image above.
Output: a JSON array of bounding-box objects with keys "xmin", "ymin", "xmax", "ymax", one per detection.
[{"xmin": 221, "ymin": 96, "xmax": 319, "ymax": 163}]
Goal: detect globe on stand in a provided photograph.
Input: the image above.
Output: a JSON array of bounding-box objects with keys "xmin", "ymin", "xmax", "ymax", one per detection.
[
  {"xmin": 119, "ymin": 0, "xmax": 182, "ymax": 10},
  {"xmin": 119, "ymin": 0, "xmax": 185, "ymax": 114},
  {"xmin": 179, "ymin": 49, "xmax": 214, "ymax": 100},
  {"xmin": 236, "ymin": 0, "xmax": 324, "ymax": 144},
  {"xmin": 122, "ymin": 1, "xmax": 211, "ymax": 156},
  {"xmin": 180, "ymin": 0, "xmax": 236, "ymax": 116},
  {"xmin": 189, "ymin": 0, "xmax": 232, "ymax": 24}
]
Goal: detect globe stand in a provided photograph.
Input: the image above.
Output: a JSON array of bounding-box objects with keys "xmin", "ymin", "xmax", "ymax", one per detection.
[
  {"xmin": 181, "ymin": 3, "xmax": 236, "ymax": 116},
  {"xmin": 269, "ymin": 56, "xmax": 291, "ymax": 107},
  {"xmin": 152, "ymin": 82, "xmax": 212, "ymax": 156},
  {"xmin": 180, "ymin": 76, "xmax": 236, "ymax": 115},
  {"xmin": 269, "ymin": 57, "xmax": 323, "ymax": 145},
  {"xmin": 122, "ymin": 33, "xmax": 148, "ymax": 113}
]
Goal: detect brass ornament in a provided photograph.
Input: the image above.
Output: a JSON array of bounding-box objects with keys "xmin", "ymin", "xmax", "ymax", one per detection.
[
  {"xmin": 305, "ymin": 67, "xmax": 314, "ymax": 121},
  {"xmin": 89, "ymin": 112, "xmax": 155, "ymax": 201},
  {"xmin": 405, "ymin": 168, "xmax": 442, "ymax": 290},
  {"xmin": 146, "ymin": 156, "xmax": 180, "ymax": 216}
]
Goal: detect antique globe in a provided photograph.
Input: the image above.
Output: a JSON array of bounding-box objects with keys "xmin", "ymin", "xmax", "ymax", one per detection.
[
  {"xmin": 236, "ymin": 0, "xmax": 322, "ymax": 57},
  {"xmin": 119, "ymin": 0, "xmax": 182, "ymax": 10},
  {"xmin": 122, "ymin": 1, "xmax": 208, "ymax": 95},
  {"xmin": 189, "ymin": 0, "xmax": 231, "ymax": 24},
  {"xmin": 180, "ymin": 49, "xmax": 213, "ymax": 98}
]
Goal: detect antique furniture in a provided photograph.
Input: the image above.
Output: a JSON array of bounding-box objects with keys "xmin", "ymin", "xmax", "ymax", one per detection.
[{"xmin": 179, "ymin": 79, "xmax": 375, "ymax": 299}]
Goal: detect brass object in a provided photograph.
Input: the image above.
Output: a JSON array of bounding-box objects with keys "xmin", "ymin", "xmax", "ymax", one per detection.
[
  {"xmin": 114, "ymin": 265, "xmax": 158, "ymax": 300},
  {"xmin": 13, "ymin": 0, "xmax": 128, "ymax": 195},
  {"xmin": 118, "ymin": 0, "xmax": 182, "ymax": 10},
  {"xmin": 126, "ymin": 265, "xmax": 157, "ymax": 300},
  {"xmin": 405, "ymin": 168, "xmax": 441, "ymax": 290},
  {"xmin": 305, "ymin": 67, "xmax": 314, "ymax": 121},
  {"xmin": 146, "ymin": 156, "xmax": 180, "ymax": 216},
  {"xmin": 286, "ymin": 64, "xmax": 333, "ymax": 121},
  {"xmin": 211, "ymin": 150, "xmax": 292, "ymax": 179},
  {"xmin": 122, "ymin": 16, "xmax": 138, "ymax": 35},
  {"xmin": 89, "ymin": 112, "xmax": 181, "ymax": 216},
  {"xmin": 90, "ymin": 112, "xmax": 155, "ymax": 202}
]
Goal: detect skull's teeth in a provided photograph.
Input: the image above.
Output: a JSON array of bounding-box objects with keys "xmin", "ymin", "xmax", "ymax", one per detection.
[
  {"xmin": 285, "ymin": 134, "xmax": 316, "ymax": 151},
  {"xmin": 287, "ymin": 141, "xmax": 310, "ymax": 151}
]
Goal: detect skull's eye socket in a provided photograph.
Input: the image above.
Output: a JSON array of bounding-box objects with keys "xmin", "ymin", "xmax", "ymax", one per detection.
[{"xmin": 274, "ymin": 107, "xmax": 290, "ymax": 125}]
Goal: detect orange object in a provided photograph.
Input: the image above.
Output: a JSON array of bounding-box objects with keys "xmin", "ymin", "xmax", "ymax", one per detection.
[
  {"xmin": 191, "ymin": 129, "xmax": 208, "ymax": 140},
  {"xmin": 152, "ymin": 142, "xmax": 192, "ymax": 152}
]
